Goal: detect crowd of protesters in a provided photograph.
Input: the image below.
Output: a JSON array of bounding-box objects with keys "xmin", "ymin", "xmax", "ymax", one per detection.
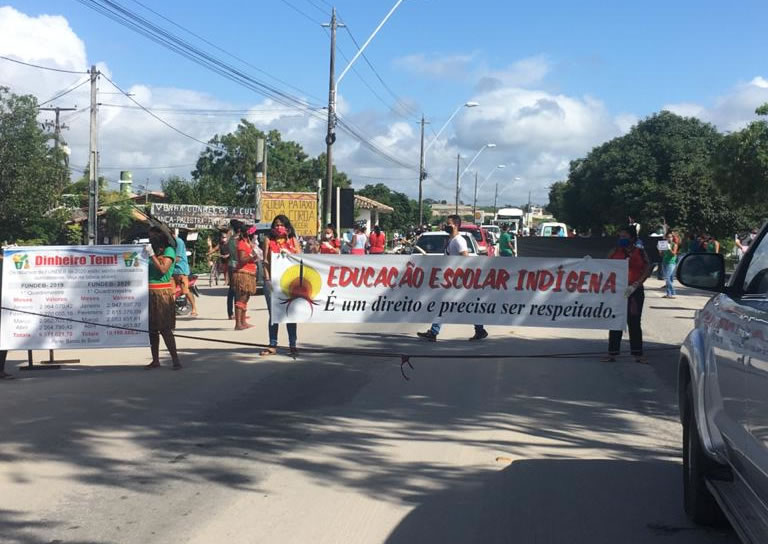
[{"xmin": 0, "ymin": 214, "xmax": 761, "ymax": 377}]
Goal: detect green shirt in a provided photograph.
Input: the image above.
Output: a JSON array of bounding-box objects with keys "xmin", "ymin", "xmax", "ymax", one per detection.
[
  {"xmin": 149, "ymin": 246, "xmax": 176, "ymax": 284},
  {"xmin": 662, "ymin": 242, "xmax": 678, "ymax": 265},
  {"xmin": 499, "ymin": 232, "xmax": 514, "ymax": 256}
]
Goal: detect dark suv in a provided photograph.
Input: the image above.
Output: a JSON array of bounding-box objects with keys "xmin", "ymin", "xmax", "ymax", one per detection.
[{"xmin": 676, "ymin": 222, "xmax": 768, "ymax": 542}]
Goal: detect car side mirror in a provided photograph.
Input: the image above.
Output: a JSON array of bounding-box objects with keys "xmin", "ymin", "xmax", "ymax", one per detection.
[{"xmin": 676, "ymin": 253, "xmax": 725, "ymax": 292}]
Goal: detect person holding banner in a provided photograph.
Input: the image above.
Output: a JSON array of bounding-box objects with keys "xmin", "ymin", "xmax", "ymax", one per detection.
[
  {"xmin": 604, "ymin": 225, "xmax": 651, "ymax": 363},
  {"xmin": 232, "ymin": 223, "xmax": 260, "ymax": 331},
  {"xmin": 146, "ymin": 227, "xmax": 182, "ymax": 370},
  {"xmin": 347, "ymin": 226, "xmax": 368, "ymax": 255},
  {"xmin": 261, "ymin": 215, "xmax": 299, "ymax": 356},
  {"xmin": 417, "ymin": 215, "xmax": 489, "ymax": 342}
]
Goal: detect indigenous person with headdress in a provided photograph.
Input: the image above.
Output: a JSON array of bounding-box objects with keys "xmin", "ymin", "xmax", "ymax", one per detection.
[
  {"xmin": 145, "ymin": 226, "xmax": 181, "ymax": 369},
  {"xmin": 231, "ymin": 223, "xmax": 260, "ymax": 330}
]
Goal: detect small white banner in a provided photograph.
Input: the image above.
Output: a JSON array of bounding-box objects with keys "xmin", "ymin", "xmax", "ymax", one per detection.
[
  {"xmin": 1, "ymin": 245, "xmax": 149, "ymax": 350},
  {"xmin": 270, "ymin": 255, "xmax": 628, "ymax": 329}
]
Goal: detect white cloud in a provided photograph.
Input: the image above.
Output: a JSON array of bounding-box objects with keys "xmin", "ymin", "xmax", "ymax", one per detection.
[
  {"xmin": 475, "ymin": 55, "xmax": 551, "ymax": 92},
  {"xmin": 393, "ymin": 52, "xmax": 477, "ymax": 80},
  {"xmin": 663, "ymin": 77, "xmax": 768, "ymax": 132}
]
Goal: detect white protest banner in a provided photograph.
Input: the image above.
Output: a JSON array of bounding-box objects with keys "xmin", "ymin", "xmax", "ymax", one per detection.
[
  {"xmin": 1, "ymin": 245, "xmax": 149, "ymax": 350},
  {"xmin": 270, "ymin": 255, "xmax": 628, "ymax": 329}
]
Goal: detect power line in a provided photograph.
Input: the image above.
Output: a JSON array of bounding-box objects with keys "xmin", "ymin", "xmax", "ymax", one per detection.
[
  {"xmin": 278, "ymin": 0, "xmax": 322, "ymax": 25},
  {"xmin": 126, "ymin": 0, "xmax": 324, "ymax": 104},
  {"xmin": 76, "ymin": 0, "xmax": 325, "ymax": 116},
  {"xmin": 303, "ymin": 0, "xmax": 330, "ymax": 17},
  {"xmin": 336, "ymin": 115, "xmax": 418, "ymax": 171},
  {"xmin": 342, "ymin": 25, "xmax": 420, "ymax": 119},
  {"xmin": 0, "ymin": 55, "xmax": 89, "ymax": 74},
  {"xmin": 100, "ymin": 72, "xmax": 228, "ymax": 152},
  {"xmin": 38, "ymin": 77, "xmax": 90, "ymax": 107},
  {"xmin": 98, "ymin": 103, "xmax": 316, "ymax": 116}
]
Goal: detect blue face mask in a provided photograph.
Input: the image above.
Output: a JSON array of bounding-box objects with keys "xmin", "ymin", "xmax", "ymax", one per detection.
[{"xmin": 618, "ymin": 238, "xmax": 631, "ymax": 248}]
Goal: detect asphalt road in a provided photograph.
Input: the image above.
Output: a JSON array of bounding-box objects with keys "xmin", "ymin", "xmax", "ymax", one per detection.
[{"xmin": 0, "ymin": 278, "xmax": 738, "ymax": 544}]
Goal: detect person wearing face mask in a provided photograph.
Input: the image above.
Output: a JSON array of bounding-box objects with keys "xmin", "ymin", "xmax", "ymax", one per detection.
[
  {"xmin": 417, "ymin": 215, "xmax": 489, "ymax": 342},
  {"xmin": 319, "ymin": 224, "xmax": 341, "ymax": 254},
  {"xmin": 231, "ymin": 223, "xmax": 260, "ymax": 330},
  {"xmin": 261, "ymin": 215, "xmax": 300, "ymax": 356},
  {"xmin": 145, "ymin": 226, "xmax": 182, "ymax": 369},
  {"xmin": 369, "ymin": 224, "xmax": 386, "ymax": 255},
  {"xmin": 603, "ymin": 225, "xmax": 651, "ymax": 363}
]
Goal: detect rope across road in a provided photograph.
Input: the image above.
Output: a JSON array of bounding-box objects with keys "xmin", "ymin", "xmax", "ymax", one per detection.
[{"xmin": 0, "ymin": 306, "xmax": 680, "ymax": 380}]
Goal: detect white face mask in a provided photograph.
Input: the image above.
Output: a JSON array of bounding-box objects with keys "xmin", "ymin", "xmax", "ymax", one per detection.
[
  {"xmin": 324, "ymin": 233, "xmax": 332, "ymax": 239},
  {"xmin": 751, "ymin": 233, "xmax": 757, "ymax": 240}
]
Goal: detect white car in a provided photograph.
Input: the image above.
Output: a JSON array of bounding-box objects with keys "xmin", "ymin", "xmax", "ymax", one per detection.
[{"xmin": 413, "ymin": 231, "xmax": 480, "ymax": 255}]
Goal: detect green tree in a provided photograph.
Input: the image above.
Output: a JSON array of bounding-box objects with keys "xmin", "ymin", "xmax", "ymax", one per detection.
[
  {"xmin": 105, "ymin": 202, "xmax": 135, "ymax": 243},
  {"xmin": 0, "ymin": 87, "xmax": 69, "ymax": 243},
  {"xmin": 357, "ymin": 183, "xmax": 429, "ymax": 233},
  {"xmin": 553, "ymin": 111, "xmax": 737, "ymax": 236},
  {"xmin": 712, "ymin": 103, "xmax": 768, "ymax": 213},
  {"xmin": 182, "ymin": 122, "xmax": 350, "ymax": 206}
]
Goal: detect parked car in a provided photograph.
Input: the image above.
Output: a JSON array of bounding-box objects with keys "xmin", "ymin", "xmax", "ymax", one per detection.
[
  {"xmin": 537, "ymin": 222, "xmax": 568, "ymax": 237},
  {"xmin": 413, "ymin": 231, "xmax": 480, "ymax": 255},
  {"xmin": 458, "ymin": 224, "xmax": 491, "ymax": 255},
  {"xmin": 676, "ymin": 222, "xmax": 768, "ymax": 540}
]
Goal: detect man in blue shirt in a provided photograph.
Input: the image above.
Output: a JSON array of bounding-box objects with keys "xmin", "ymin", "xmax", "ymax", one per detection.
[{"xmin": 173, "ymin": 230, "xmax": 198, "ymax": 317}]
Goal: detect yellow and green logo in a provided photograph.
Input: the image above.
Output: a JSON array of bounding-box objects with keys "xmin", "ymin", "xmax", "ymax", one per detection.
[{"xmin": 11, "ymin": 254, "xmax": 29, "ymax": 270}]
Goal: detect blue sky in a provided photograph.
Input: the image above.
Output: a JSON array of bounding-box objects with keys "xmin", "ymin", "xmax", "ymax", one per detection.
[
  {"xmin": 3, "ymin": 1, "xmax": 768, "ymax": 203},
  {"xmin": 13, "ymin": 0, "xmax": 766, "ymax": 116}
]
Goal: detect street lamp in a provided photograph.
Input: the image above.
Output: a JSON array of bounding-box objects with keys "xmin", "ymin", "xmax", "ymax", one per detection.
[
  {"xmin": 424, "ymin": 101, "xmax": 480, "ymax": 153},
  {"xmin": 473, "ymin": 164, "xmax": 505, "ymax": 219},
  {"xmin": 324, "ymin": 0, "xmax": 406, "ymax": 226},
  {"xmin": 456, "ymin": 143, "xmax": 495, "ymax": 213},
  {"xmin": 493, "ymin": 176, "xmax": 522, "ymax": 216},
  {"xmin": 418, "ymin": 101, "xmax": 479, "ymax": 225}
]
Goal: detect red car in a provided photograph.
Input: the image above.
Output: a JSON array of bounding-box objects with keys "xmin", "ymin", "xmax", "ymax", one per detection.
[{"xmin": 459, "ymin": 224, "xmax": 493, "ymax": 256}]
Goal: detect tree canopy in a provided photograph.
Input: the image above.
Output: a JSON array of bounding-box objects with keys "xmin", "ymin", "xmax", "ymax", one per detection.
[
  {"xmin": 547, "ymin": 111, "xmax": 755, "ymax": 236},
  {"xmin": 0, "ymin": 87, "xmax": 69, "ymax": 243},
  {"xmin": 165, "ymin": 121, "xmax": 351, "ymax": 206},
  {"xmin": 357, "ymin": 183, "xmax": 430, "ymax": 234}
]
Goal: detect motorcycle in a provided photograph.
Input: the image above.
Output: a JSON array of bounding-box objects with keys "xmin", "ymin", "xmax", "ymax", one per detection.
[{"xmin": 175, "ymin": 274, "xmax": 200, "ymax": 316}]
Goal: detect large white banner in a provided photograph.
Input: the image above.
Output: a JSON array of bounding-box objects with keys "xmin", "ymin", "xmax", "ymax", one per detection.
[
  {"xmin": 270, "ymin": 255, "xmax": 628, "ymax": 329},
  {"xmin": 1, "ymin": 245, "xmax": 149, "ymax": 350}
]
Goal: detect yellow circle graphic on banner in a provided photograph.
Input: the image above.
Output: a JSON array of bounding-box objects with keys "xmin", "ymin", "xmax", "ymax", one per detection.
[{"xmin": 280, "ymin": 263, "xmax": 322, "ymax": 301}]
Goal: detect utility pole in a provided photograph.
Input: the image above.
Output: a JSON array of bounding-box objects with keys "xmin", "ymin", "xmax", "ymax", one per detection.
[
  {"xmin": 41, "ymin": 106, "xmax": 76, "ymax": 187},
  {"xmin": 454, "ymin": 153, "xmax": 461, "ymax": 215},
  {"xmin": 417, "ymin": 114, "xmax": 426, "ymax": 226},
  {"xmin": 493, "ymin": 182, "xmax": 499, "ymax": 217},
  {"xmin": 40, "ymin": 106, "xmax": 76, "ymax": 150},
  {"xmin": 322, "ymin": 9, "xmax": 344, "ymax": 226},
  {"xmin": 87, "ymin": 65, "xmax": 99, "ymax": 246},
  {"xmin": 472, "ymin": 172, "xmax": 478, "ymax": 222}
]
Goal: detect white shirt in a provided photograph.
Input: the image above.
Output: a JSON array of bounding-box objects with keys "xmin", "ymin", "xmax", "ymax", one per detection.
[{"xmin": 446, "ymin": 234, "xmax": 468, "ymax": 256}]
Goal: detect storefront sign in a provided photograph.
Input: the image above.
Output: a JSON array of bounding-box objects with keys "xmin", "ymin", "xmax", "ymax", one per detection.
[
  {"xmin": 262, "ymin": 192, "xmax": 318, "ymax": 237},
  {"xmin": 150, "ymin": 204, "xmax": 256, "ymax": 229},
  {"xmin": 0, "ymin": 245, "xmax": 149, "ymax": 350},
  {"xmin": 270, "ymin": 255, "xmax": 628, "ymax": 329}
]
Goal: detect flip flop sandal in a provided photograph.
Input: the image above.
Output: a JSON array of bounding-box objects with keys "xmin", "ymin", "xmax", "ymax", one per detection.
[
  {"xmin": 600, "ymin": 355, "xmax": 617, "ymax": 363},
  {"xmin": 259, "ymin": 348, "xmax": 277, "ymax": 357}
]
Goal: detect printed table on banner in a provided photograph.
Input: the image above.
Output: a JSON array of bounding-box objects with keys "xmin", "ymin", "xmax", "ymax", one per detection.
[
  {"xmin": 0, "ymin": 245, "xmax": 149, "ymax": 350},
  {"xmin": 270, "ymin": 254, "xmax": 628, "ymax": 330}
]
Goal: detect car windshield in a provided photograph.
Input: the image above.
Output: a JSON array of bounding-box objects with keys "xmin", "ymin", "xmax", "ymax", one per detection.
[
  {"xmin": 416, "ymin": 235, "xmax": 448, "ymax": 253},
  {"xmin": 461, "ymin": 228, "xmax": 483, "ymax": 242}
]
